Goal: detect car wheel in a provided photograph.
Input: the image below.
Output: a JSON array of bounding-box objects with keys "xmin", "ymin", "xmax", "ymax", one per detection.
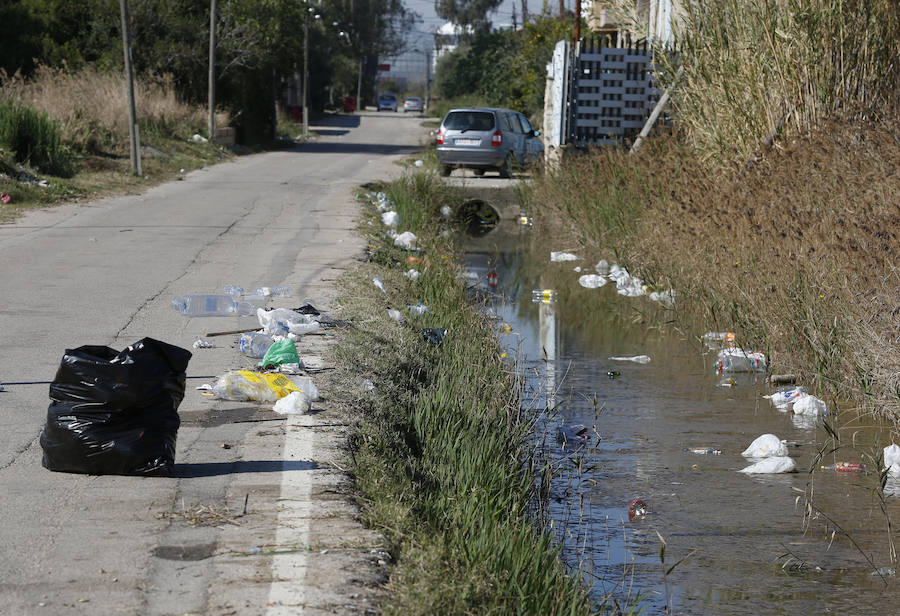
[
  {"xmin": 498, "ymin": 153, "xmax": 514, "ymax": 179},
  {"xmin": 440, "ymin": 165, "xmax": 452, "ymax": 177},
  {"xmin": 473, "ymin": 169, "xmax": 485, "ymax": 177}
]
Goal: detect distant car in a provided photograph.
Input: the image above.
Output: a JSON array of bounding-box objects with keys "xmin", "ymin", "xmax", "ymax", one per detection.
[
  {"xmin": 377, "ymin": 93, "xmax": 398, "ymax": 112},
  {"xmin": 403, "ymin": 96, "xmax": 424, "ymax": 113},
  {"xmin": 435, "ymin": 107, "xmax": 544, "ymax": 178}
]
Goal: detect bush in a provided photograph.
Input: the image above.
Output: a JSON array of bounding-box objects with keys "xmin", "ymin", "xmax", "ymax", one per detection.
[{"xmin": 0, "ymin": 99, "xmax": 71, "ymax": 176}]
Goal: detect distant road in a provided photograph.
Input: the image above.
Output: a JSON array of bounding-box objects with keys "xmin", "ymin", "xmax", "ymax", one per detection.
[{"xmin": 0, "ymin": 110, "xmax": 427, "ymax": 615}]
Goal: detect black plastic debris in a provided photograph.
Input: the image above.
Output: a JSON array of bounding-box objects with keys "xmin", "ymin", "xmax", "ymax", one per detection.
[
  {"xmin": 40, "ymin": 337, "xmax": 192, "ymax": 477},
  {"xmin": 293, "ymin": 303, "xmax": 321, "ymax": 316},
  {"xmin": 421, "ymin": 328, "xmax": 448, "ymax": 344}
]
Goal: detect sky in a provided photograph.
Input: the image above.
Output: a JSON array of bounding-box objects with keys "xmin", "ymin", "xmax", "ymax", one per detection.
[{"xmin": 383, "ymin": 0, "xmax": 573, "ymax": 84}]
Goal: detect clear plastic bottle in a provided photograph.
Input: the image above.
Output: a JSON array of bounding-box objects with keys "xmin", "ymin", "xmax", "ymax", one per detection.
[
  {"xmin": 256, "ymin": 286, "xmax": 291, "ymax": 297},
  {"xmin": 239, "ymin": 332, "xmax": 273, "ymax": 358},
  {"xmin": 224, "ymin": 285, "xmax": 244, "ymax": 297},
  {"xmin": 171, "ymin": 295, "xmax": 257, "ymax": 317}
]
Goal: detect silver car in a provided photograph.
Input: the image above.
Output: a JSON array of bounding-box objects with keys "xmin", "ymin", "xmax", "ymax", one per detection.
[{"xmin": 435, "ymin": 107, "xmax": 543, "ymax": 178}]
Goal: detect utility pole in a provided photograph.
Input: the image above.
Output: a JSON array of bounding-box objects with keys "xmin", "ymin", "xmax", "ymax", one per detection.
[
  {"xmin": 303, "ymin": 21, "xmax": 309, "ymax": 137},
  {"xmin": 208, "ymin": 0, "xmax": 217, "ymax": 142},
  {"xmin": 574, "ymin": 0, "xmax": 581, "ymax": 42},
  {"xmin": 512, "ymin": 1, "xmax": 517, "ymax": 29},
  {"xmin": 119, "ymin": 0, "xmax": 141, "ymax": 176},
  {"xmin": 559, "ymin": 0, "xmax": 564, "ymax": 20},
  {"xmin": 424, "ymin": 51, "xmax": 430, "ymax": 111},
  {"xmin": 356, "ymin": 58, "xmax": 363, "ymax": 112},
  {"xmin": 521, "ymin": 0, "xmax": 528, "ymax": 24}
]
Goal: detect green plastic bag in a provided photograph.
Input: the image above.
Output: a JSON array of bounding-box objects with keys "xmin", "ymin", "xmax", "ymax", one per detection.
[{"xmin": 258, "ymin": 339, "xmax": 299, "ymax": 368}]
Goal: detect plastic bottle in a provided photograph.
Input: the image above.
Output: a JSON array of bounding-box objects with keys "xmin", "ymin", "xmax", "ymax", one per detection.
[
  {"xmin": 821, "ymin": 462, "xmax": 866, "ymax": 473},
  {"xmin": 239, "ymin": 333, "xmax": 273, "ymax": 358},
  {"xmin": 531, "ymin": 289, "xmax": 556, "ymax": 304},
  {"xmin": 171, "ymin": 295, "xmax": 257, "ymax": 317},
  {"xmin": 684, "ymin": 447, "xmax": 722, "ymax": 455},
  {"xmin": 224, "ymin": 285, "xmax": 244, "ymax": 297},
  {"xmin": 256, "ymin": 286, "xmax": 291, "ymax": 297}
]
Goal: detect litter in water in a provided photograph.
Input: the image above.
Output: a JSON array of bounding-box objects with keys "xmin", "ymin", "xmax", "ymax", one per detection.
[
  {"xmin": 609, "ymin": 355, "xmax": 651, "ymax": 364},
  {"xmin": 550, "ymin": 251, "xmax": 579, "ymax": 262},
  {"xmin": 739, "ymin": 457, "xmax": 796, "ymax": 474},
  {"xmin": 741, "ymin": 434, "xmax": 789, "ymax": 458}
]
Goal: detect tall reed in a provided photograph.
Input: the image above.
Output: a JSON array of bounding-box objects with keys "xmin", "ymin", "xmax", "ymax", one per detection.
[{"xmin": 650, "ymin": 0, "xmax": 900, "ymax": 165}]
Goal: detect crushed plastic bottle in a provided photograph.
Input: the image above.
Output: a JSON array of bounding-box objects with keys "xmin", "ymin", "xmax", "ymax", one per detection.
[
  {"xmin": 715, "ymin": 348, "xmax": 766, "ymax": 373},
  {"xmin": 821, "ymin": 462, "xmax": 866, "ymax": 473},
  {"xmin": 702, "ymin": 331, "xmax": 736, "ymax": 349},
  {"xmin": 224, "ymin": 285, "xmax": 244, "ymax": 297},
  {"xmin": 239, "ymin": 332, "xmax": 273, "ymax": 358},
  {"xmin": 684, "ymin": 447, "xmax": 722, "ymax": 455},
  {"xmin": 407, "ymin": 303, "xmax": 428, "ymax": 316},
  {"xmin": 171, "ymin": 294, "xmax": 258, "ymax": 317},
  {"xmin": 531, "ymin": 289, "xmax": 556, "ymax": 304}
]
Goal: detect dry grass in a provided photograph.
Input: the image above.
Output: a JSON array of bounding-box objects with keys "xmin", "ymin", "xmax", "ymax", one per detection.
[
  {"xmin": 0, "ymin": 66, "xmax": 226, "ymax": 152},
  {"xmin": 531, "ymin": 121, "xmax": 900, "ymax": 421},
  {"xmin": 637, "ymin": 0, "xmax": 900, "ymax": 166}
]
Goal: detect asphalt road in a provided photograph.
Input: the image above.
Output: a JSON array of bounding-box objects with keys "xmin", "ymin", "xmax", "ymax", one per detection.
[{"xmin": 0, "ymin": 110, "xmax": 429, "ymax": 615}]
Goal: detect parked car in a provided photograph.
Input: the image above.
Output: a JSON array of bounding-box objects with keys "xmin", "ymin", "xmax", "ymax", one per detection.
[
  {"xmin": 377, "ymin": 93, "xmax": 398, "ymax": 112},
  {"xmin": 435, "ymin": 107, "xmax": 543, "ymax": 178},
  {"xmin": 403, "ymin": 96, "xmax": 424, "ymax": 113}
]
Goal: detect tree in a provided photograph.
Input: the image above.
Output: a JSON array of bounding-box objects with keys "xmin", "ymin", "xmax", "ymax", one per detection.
[{"xmin": 434, "ymin": 0, "xmax": 503, "ymax": 32}]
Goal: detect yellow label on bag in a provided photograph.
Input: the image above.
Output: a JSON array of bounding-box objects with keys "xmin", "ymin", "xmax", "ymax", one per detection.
[{"xmin": 238, "ymin": 370, "xmax": 300, "ymax": 398}]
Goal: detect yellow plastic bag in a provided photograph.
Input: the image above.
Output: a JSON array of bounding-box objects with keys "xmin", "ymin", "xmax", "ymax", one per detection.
[{"xmin": 211, "ymin": 370, "xmax": 300, "ymax": 403}]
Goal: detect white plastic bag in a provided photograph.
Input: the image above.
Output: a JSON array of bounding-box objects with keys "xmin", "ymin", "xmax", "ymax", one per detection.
[
  {"xmin": 394, "ymin": 231, "xmax": 417, "ymax": 250},
  {"xmin": 885, "ymin": 444, "xmax": 900, "ymax": 475},
  {"xmin": 381, "ymin": 211, "xmax": 400, "ymax": 227},
  {"xmin": 739, "ymin": 456, "xmax": 796, "ymax": 474},
  {"xmin": 741, "ymin": 434, "xmax": 788, "ymax": 458},
  {"xmin": 792, "ymin": 394, "xmax": 827, "ymax": 416},
  {"xmin": 257, "ymin": 307, "xmax": 318, "ymax": 337},
  {"xmin": 578, "ymin": 274, "xmax": 607, "ymax": 289},
  {"xmin": 273, "ymin": 391, "xmax": 311, "ymax": 414}
]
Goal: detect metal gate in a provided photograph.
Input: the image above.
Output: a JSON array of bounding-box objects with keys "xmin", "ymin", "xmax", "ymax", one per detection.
[{"xmin": 546, "ymin": 37, "xmax": 660, "ymax": 148}]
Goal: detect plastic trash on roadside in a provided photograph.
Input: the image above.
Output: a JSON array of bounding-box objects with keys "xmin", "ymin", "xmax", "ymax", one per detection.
[
  {"xmin": 193, "ymin": 339, "xmax": 214, "ymax": 349},
  {"xmin": 739, "ymin": 456, "xmax": 796, "ymax": 474},
  {"xmin": 422, "ymin": 328, "xmax": 447, "ymax": 344},
  {"xmin": 273, "ymin": 390, "xmax": 312, "ymax": 415},
  {"xmin": 258, "ymin": 339, "xmax": 300, "ymax": 368},
  {"xmin": 257, "ymin": 307, "xmax": 320, "ymax": 337},
  {"xmin": 407, "ymin": 303, "xmax": 428, "ymax": 316},
  {"xmin": 550, "ymin": 251, "xmax": 579, "ymax": 262},
  {"xmin": 381, "ymin": 211, "xmax": 400, "ymax": 227},
  {"xmin": 404, "ymin": 269, "xmax": 421, "ymax": 281},
  {"xmin": 394, "ymin": 231, "xmax": 417, "ymax": 250},
  {"xmin": 609, "ymin": 355, "xmax": 651, "ymax": 364},
  {"xmin": 742, "ymin": 434, "xmax": 789, "ymax": 458},
  {"xmin": 595, "ymin": 259, "xmax": 610, "ymax": 275},
  {"xmin": 715, "ymin": 348, "xmax": 766, "ymax": 373},
  {"xmin": 440, "ymin": 205, "xmax": 453, "ymax": 218},
  {"xmin": 40, "ymin": 338, "xmax": 191, "ymax": 476},
  {"xmin": 256, "ymin": 286, "xmax": 291, "ymax": 297},
  {"xmin": 224, "ymin": 284, "xmax": 244, "ymax": 297},
  {"xmin": 578, "ymin": 274, "xmax": 607, "ymax": 289},
  {"xmin": 373, "ymin": 277, "xmax": 387, "ymax": 293},
  {"xmin": 240, "ymin": 332, "xmax": 273, "ymax": 358},
  {"xmin": 649, "ymin": 289, "xmax": 676, "ymax": 307},
  {"xmin": 172, "ymin": 294, "xmax": 259, "ymax": 317},
  {"xmin": 211, "ymin": 370, "xmax": 301, "ymax": 403}
]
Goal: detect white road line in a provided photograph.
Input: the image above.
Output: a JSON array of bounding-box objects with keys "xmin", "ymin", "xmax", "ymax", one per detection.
[{"xmin": 266, "ymin": 414, "xmax": 314, "ymax": 615}]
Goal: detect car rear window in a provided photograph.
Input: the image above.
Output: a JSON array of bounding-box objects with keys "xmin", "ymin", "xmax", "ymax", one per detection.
[{"xmin": 443, "ymin": 111, "xmax": 495, "ymax": 131}]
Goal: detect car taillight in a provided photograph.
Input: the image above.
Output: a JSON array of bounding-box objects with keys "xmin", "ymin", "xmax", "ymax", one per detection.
[
  {"xmin": 436, "ymin": 130, "xmax": 444, "ymax": 145},
  {"xmin": 491, "ymin": 130, "xmax": 502, "ymax": 146}
]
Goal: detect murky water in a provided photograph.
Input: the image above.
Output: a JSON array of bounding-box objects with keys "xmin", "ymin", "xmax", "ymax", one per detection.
[{"xmin": 463, "ymin": 225, "xmax": 900, "ymax": 614}]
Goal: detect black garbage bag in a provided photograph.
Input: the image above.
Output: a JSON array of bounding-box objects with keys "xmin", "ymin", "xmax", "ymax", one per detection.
[{"xmin": 40, "ymin": 337, "xmax": 192, "ymax": 476}]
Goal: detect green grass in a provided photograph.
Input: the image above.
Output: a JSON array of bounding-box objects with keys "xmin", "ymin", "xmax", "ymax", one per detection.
[{"xmin": 0, "ymin": 99, "xmax": 72, "ymax": 176}]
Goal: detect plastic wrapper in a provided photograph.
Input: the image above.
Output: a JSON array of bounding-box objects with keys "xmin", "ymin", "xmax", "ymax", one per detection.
[
  {"xmin": 258, "ymin": 339, "xmax": 300, "ymax": 368},
  {"xmin": 212, "ymin": 370, "xmax": 301, "ymax": 403},
  {"xmin": 40, "ymin": 338, "xmax": 191, "ymax": 476}
]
